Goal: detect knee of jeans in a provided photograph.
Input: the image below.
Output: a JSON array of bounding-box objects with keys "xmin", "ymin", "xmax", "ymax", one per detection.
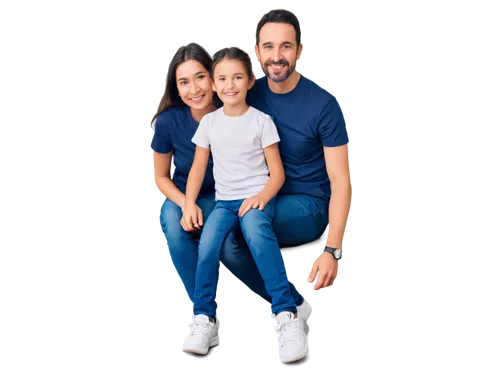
[
  {"xmin": 241, "ymin": 208, "xmax": 271, "ymax": 231},
  {"xmin": 160, "ymin": 200, "xmax": 183, "ymax": 239}
]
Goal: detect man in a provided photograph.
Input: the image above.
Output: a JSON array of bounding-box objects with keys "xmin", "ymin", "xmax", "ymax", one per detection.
[{"xmin": 219, "ymin": 9, "xmax": 352, "ymax": 362}]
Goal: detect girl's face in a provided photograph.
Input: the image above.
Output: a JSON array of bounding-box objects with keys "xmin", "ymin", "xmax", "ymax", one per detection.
[
  {"xmin": 176, "ymin": 59, "xmax": 214, "ymax": 110},
  {"xmin": 212, "ymin": 58, "xmax": 254, "ymax": 106}
]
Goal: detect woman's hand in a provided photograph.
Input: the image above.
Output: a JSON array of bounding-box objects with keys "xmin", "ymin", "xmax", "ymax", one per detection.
[
  {"xmin": 180, "ymin": 202, "xmax": 203, "ymax": 232},
  {"xmin": 238, "ymin": 193, "xmax": 270, "ymax": 217}
]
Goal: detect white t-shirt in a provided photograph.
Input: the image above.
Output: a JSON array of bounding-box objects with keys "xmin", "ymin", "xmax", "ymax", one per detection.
[{"xmin": 191, "ymin": 106, "xmax": 280, "ymax": 201}]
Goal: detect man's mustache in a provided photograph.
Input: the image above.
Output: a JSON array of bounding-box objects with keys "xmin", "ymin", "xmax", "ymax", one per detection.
[{"xmin": 265, "ymin": 59, "xmax": 289, "ymax": 67}]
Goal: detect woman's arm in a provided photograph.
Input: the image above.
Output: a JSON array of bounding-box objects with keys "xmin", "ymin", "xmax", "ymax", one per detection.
[{"xmin": 151, "ymin": 151, "xmax": 185, "ymax": 208}]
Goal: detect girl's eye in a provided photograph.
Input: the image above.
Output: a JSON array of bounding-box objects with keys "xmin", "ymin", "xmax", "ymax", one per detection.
[
  {"xmin": 180, "ymin": 81, "xmax": 188, "ymax": 85},
  {"xmin": 218, "ymin": 78, "xmax": 225, "ymax": 81},
  {"xmin": 197, "ymin": 75, "xmax": 205, "ymax": 79}
]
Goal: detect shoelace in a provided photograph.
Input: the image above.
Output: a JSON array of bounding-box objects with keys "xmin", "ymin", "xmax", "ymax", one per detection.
[
  {"xmin": 275, "ymin": 318, "xmax": 300, "ymax": 347},
  {"xmin": 188, "ymin": 319, "xmax": 211, "ymax": 338}
]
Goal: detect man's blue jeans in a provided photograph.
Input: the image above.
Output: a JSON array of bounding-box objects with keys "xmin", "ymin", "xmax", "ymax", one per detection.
[
  {"xmin": 159, "ymin": 194, "xmax": 328, "ymax": 307},
  {"xmin": 193, "ymin": 197, "xmax": 296, "ymax": 317}
]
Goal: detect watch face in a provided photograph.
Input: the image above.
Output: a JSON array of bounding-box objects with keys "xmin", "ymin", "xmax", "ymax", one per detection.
[{"xmin": 333, "ymin": 249, "xmax": 342, "ymax": 259}]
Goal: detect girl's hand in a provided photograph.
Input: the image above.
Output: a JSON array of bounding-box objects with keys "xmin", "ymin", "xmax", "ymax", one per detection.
[
  {"xmin": 238, "ymin": 194, "xmax": 270, "ymax": 217},
  {"xmin": 181, "ymin": 203, "xmax": 203, "ymax": 231}
]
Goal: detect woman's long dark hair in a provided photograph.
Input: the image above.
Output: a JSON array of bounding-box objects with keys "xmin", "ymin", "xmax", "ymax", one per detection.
[{"xmin": 151, "ymin": 43, "xmax": 213, "ymax": 125}]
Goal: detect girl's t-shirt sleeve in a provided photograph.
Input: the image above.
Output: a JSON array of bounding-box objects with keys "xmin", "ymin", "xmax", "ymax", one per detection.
[
  {"xmin": 191, "ymin": 117, "xmax": 210, "ymax": 149},
  {"xmin": 151, "ymin": 114, "xmax": 173, "ymax": 153},
  {"xmin": 261, "ymin": 115, "xmax": 281, "ymax": 148}
]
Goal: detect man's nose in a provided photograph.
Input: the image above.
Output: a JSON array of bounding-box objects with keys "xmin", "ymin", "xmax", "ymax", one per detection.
[{"xmin": 272, "ymin": 48, "xmax": 281, "ymax": 63}]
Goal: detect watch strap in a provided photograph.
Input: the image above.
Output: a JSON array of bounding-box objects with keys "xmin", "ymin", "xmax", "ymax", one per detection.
[{"xmin": 324, "ymin": 246, "xmax": 342, "ymax": 260}]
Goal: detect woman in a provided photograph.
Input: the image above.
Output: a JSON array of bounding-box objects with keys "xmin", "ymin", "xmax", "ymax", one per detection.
[{"xmin": 151, "ymin": 43, "xmax": 218, "ymax": 302}]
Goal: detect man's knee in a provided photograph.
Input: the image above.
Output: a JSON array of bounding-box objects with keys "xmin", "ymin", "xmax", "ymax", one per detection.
[{"xmin": 273, "ymin": 195, "xmax": 329, "ymax": 246}]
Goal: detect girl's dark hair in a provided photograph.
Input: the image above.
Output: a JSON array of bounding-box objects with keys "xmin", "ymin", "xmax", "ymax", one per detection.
[
  {"xmin": 256, "ymin": 9, "xmax": 301, "ymax": 47},
  {"xmin": 211, "ymin": 47, "xmax": 254, "ymax": 80},
  {"xmin": 151, "ymin": 43, "xmax": 213, "ymax": 125}
]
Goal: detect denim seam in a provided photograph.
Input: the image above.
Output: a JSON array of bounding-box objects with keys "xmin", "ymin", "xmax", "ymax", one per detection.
[{"xmin": 212, "ymin": 224, "xmax": 237, "ymax": 256}]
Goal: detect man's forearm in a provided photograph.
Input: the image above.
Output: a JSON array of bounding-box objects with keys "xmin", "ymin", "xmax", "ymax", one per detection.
[{"xmin": 326, "ymin": 178, "xmax": 352, "ymax": 248}]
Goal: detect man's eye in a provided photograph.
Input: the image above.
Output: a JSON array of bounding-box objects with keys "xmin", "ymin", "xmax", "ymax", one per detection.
[{"xmin": 197, "ymin": 75, "xmax": 205, "ymax": 79}]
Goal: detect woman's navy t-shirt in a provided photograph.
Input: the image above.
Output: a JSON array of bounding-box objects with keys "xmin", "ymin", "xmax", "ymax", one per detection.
[{"xmin": 151, "ymin": 106, "xmax": 215, "ymax": 196}]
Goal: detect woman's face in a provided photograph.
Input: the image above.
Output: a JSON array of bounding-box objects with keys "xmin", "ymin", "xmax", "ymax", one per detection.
[{"xmin": 176, "ymin": 59, "xmax": 214, "ymax": 110}]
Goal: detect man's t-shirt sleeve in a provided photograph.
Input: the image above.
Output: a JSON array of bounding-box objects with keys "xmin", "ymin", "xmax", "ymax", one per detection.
[
  {"xmin": 318, "ymin": 98, "xmax": 349, "ymax": 147},
  {"xmin": 151, "ymin": 115, "xmax": 173, "ymax": 153},
  {"xmin": 191, "ymin": 117, "xmax": 210, "ymax": 149}
]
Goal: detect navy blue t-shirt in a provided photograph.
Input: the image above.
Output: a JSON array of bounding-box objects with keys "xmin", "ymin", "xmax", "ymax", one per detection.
[
  {"xmin": 247, "ymin": 76, "xmax": 348, "ymax": 200},
  {"xmin": 151, "ymin": 106, "xmax": 215, "ymax": 196}
]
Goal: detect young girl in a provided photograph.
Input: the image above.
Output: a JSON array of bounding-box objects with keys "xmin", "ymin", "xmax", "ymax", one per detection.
[
  {"xmin": 151, "ymin": 43, "xmax": 218, "ymax": 302},
  {"xmin": 181, "ymin": 47, "xmax": 308, "ymax": 363}
]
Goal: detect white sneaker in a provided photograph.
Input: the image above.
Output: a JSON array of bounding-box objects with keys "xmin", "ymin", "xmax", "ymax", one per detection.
[
  {"xmin": 275, "ymin": 311, "xmax": 308, "ymax": 363},
  {"xmin": 182, "ymin": 315, "xmax": 219, "ymax": 355},
  {"xmin": 297, "ymin": 299, "xmax": 312, "ymax": 333}
]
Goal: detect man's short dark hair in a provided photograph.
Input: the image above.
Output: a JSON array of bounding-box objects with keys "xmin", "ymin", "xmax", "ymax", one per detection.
[{"xmin": 255, "ymin": 8, "xmax": 302, "ymax": 48}]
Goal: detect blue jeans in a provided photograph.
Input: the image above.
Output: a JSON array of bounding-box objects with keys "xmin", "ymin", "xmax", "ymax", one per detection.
[
  {"xmin": 193, "ymin": 197, "xmax": 296, "ymax": 318},
  {"xmin": 159, "ymin": 194, "xmax": 328, "ymax": 306},
  {"xmin": 220, "ymin": 194, "xmax": 329, "ymax": 305},
  {"xmin": 160, "ymin": 194, "xmax": 216, "ymax": 302}
]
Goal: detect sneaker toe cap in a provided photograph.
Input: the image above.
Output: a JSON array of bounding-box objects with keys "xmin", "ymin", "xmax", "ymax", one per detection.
[{"xmin": 182, "ymin": 337, "xmax": 208, "ymax": 354}]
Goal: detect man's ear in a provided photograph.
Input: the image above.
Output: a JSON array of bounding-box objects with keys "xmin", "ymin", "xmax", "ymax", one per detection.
[
  {"xmin": 252, "ymin": 44, "xmax": 259, "ymax": 59},
  {"xmin": 255, "ymin": 45, "xmax": 260, "ymax": 61},
  {"xmin": 297, "ymin": 42, "xmax": 306, "ymax": 62}
]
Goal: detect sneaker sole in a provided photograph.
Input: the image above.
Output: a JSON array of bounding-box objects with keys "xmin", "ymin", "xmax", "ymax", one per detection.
[
  {"xmin": 181, "ymin": 337, "xmax": 220, "ymax": 355},
  {"xmin": 278, "ymin": 346, "xmax": 310, "ymax": 365}
]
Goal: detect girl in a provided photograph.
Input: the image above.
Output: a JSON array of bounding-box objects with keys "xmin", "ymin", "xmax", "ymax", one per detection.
[{"xmin": 181, "ymin": 47, "xmax": 308, "ymax": 363}]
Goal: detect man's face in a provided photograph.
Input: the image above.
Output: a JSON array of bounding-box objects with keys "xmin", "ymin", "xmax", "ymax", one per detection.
[{"xmin": 255, "ymin": 22, "xmax": 302, "ymax": 83}]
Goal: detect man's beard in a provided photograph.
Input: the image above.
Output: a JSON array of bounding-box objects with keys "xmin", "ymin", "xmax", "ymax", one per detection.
[{"xmin": 262, "ymin": 59, "xmax": 295, "ymax": 83}]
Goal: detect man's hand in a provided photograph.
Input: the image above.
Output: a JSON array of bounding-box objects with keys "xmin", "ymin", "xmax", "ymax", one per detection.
[
  {"xmin": 180, "ymin": 202, "xmax": 203, "ymax": 232},
  {"xmin": 308, "ymin": 252, "xmax": 338, "ymax": 290},
  {"xmin": 238, "ymin": 193, "xmax": 270, "ymax": 217}
]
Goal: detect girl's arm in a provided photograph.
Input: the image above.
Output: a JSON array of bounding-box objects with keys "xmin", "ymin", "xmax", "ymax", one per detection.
[
  {"xmin": 185, "ymin": 146, "xmax": 210, "ymax": 204},
  {"xmin": 260, "ymin": 143, "xmax": 285, "ymax": 200},
  {"xmin": 181, "ymin": 146, "xmax": 210, "ymax": 231},
  {"xmin": 238, "ymin": 143, "xmax": 285, "ymax": 217}
]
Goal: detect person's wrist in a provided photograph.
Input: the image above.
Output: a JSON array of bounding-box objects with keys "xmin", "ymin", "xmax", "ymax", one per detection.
[
  {"xmin": 258, "ymin": 191, "xmax": 272, "ymax": 203},
  {"xmin": 324, "ymin": 246, "xmax": 342, "ymax": 260},
  {"xmin": 184, "ymin": 199, "xmax": 196, "ymax": 208}
]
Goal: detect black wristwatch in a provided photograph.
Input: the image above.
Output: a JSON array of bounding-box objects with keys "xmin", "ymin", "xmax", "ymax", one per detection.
[{"xmin": 324, "ymin": 246, "xmax": 342, "ymax": 260}]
